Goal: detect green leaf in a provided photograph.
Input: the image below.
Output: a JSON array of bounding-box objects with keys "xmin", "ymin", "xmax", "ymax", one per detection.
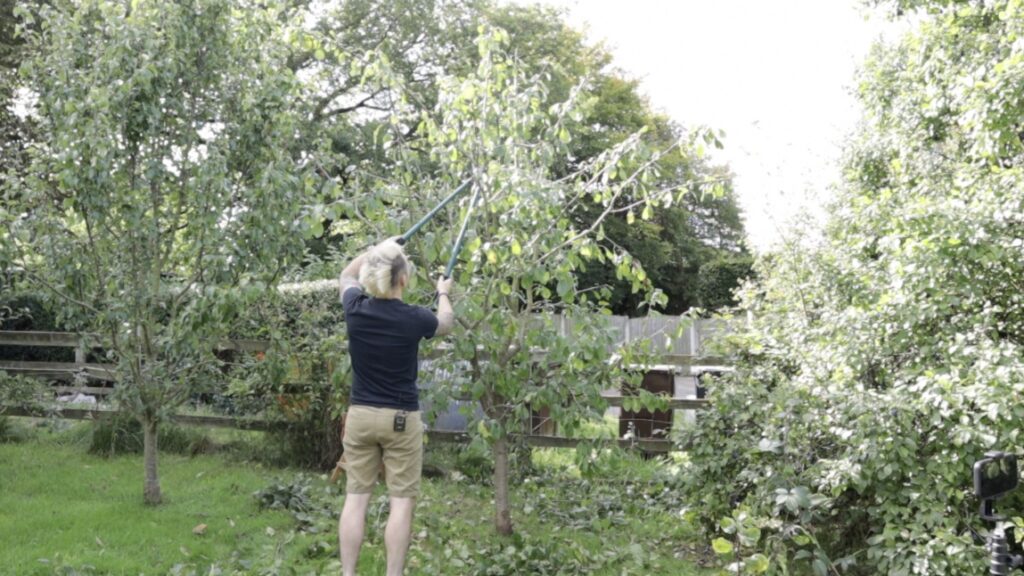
[
  {"xmin": 747, "ymin": 554, "xmax": 770, "ymax": 573},
  {"xmin": 739, "ymin": 526, "xmax": 761, "ymax": 547},
  {"xmin": 712, "ymin": 538, "xmax": 734, "ymax": 555},
  {"xmin": 556, "ymin": 278, "xmax": 571, "ymax": 297}
]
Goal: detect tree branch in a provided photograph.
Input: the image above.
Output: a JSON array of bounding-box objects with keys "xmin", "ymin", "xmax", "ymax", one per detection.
[{"xmin": 317, "ymin": 88, "xmax": 389, "ymax": 120}]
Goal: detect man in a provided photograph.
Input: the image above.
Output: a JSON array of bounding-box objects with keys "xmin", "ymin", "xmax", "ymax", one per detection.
[{"xmin": 337, "ymin": 238, "xmax": 455, "ymax": 576}]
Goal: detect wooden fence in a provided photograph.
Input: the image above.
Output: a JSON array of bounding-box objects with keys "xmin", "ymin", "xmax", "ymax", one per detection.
[{"xmin": 0, "ymin": 320, "xmax": 729, "ymax": 452}]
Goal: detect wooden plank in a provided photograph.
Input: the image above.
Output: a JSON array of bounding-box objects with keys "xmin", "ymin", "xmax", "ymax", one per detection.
[
  {"xmin": 52, "ymin": 386, "xmax": 114, "ymax": 396},
  {"xmin": 426, "ymin": 430, "xmax": 473, "ymax": 444},
  {"xmin": 0, "ymin": 331, "xmax": 726, "ymax": 367},
  {"xmin": 443, "ymin": 392, "xmax": 710, "ymax": 411},
  {"xmin": 427, "ymin": 429, "xmax": 673, "ymax": 452},
  {"xmin": 1, "ymin": 406, "xmax": 288, "ymax": 431},
  {"xmin": 2, "ymin": 406, "xmax": 118, "ymax": 421},
  {"xmin": 0, "ymin": 331, "xmax": 273, "ymax": 354},
  {"xmin": 658, "ymin": 354, "xmax": 729, "ymax": 367},
  {"xmin": 169, "ymin": 412, "xmax": 288, "ymax": 431},
  {"xmin": 526, "ymin": 435, "xmax": 673, "ymax": 452},
  {"xmin": 1, "ymin": 368, "xmax": 77, "ymax": 381},
  {"xmin": 600, "ymin": 394, "xmax": 711, "ymax": 410},
  {"xmin": 0, "ymin": 330, "xmax": 102, "ymax": 348},
  {"xmin": 422, "ymin": 345, "xmax": 727, "ymax": 367},
  {"xmin": 3, "ymin": 406, "xmax": 676, "ymax": 452},
  {"xmin": 0, "ymin": 360, "xmax": 116, "ymax": 381},
  {"xmin": 217, "ymin": 339, "xmax": 270, "ymax": 353}
]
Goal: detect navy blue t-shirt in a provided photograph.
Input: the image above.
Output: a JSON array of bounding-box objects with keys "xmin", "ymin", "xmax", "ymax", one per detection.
[{"xmin": 342, "ymin": 286, "xmax": 438, "ymax": 411}]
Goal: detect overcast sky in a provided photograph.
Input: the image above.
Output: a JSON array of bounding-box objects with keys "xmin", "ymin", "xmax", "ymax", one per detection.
[{"xmin": 510, "ymin": 0, "xmax": 900, "ymax": 251}]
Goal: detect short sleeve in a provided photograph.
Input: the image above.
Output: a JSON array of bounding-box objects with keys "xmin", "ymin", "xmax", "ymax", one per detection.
[
  {"xmin": 341, "ymin": 283, "xmax": 365, "ymax": 312},
  {"xmin": 415, "ymin": 307, "xmax": 440, "ymax": 340}
]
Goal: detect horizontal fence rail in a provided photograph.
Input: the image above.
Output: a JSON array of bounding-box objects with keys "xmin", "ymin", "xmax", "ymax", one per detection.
[
  {"xmin": 1, "ymin": 405, "xmax": 288, "ymax": 431},
  {"xmin": 0, "ymin": 360, "xmax": 117, "ymax": 381},
  {"xmin": 599, "ymin": 394, "xmax": 711, "ymax": 410},
  {"xmin": 0, "ymin": 330, "xmax": 270, "ymax": 353},
  {"xmin": 1, "ymin": 319, "xmax": 731, "ymax": 453},
  {"xmin": 2, "ymin": 406, "xmax": 680, "ymax": 452}
]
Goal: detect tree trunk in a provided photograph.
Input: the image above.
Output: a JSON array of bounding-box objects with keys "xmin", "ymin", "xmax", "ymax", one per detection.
[
  {"xmin": 142, "ymin": 416, "xmax": 162, "ymax": 506},
  {"xmin": 493, "ymin": 436, "xmax": 513, "ymax": 535}
]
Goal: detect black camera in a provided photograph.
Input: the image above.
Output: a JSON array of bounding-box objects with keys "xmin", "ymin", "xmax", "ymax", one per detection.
[
  {"xmin": 974, "ymin": 451, "xmax": 1024, "ymax": 574},
  {"xmin": 975, "ymin": 452, "xmax": 1019, "ymax": 502}
]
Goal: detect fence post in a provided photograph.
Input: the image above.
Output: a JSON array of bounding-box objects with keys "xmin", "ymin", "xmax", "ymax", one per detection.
[{"xmin": 689, "ymin": 322, "xmax": 700, "ymax": 356}]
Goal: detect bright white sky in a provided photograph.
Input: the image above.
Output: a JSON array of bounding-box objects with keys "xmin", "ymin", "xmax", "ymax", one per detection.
[{"xmin": 509, "ymin": 0, "xmax": 900, "ymax": 252}]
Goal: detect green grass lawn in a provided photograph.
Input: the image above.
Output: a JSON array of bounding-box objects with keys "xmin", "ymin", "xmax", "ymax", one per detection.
[
  {"xmin": 0, "ymin": 437, "xmax": 297, "ymax": 575},
  {"xmin": 0, "ymin": 421, "xmax": 714, "ymax": 575}
]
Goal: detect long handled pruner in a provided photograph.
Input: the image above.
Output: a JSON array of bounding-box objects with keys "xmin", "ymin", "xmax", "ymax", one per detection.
[
  {"xmin": 396, "ymin": 179, "xmax": 473, "ymax": 245},
  {"xmin": 390, "ymin": 176, "xmax": 480, "ymax": 279},
  {"xmin": 348, "ymin": 178, "xmax": 470, "ymax": 257},
  {"xmin": 444, "ymin": 182, "xmax": 482, "ymax": 280}
]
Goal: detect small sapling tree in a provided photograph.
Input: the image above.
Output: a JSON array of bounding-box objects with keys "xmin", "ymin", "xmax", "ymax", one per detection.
[{"xmin": 372, "ymin": 28, "xmax": 718, "ymax": 535}]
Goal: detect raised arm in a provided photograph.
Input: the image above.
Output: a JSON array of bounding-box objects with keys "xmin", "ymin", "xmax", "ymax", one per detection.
[
  {"xmin": 339, "ymin": 252, "xmax": 367, "ymax": 300},
  {"xmin": 435, "ymin": 275, "xmax": 455, "ymax": 337}
]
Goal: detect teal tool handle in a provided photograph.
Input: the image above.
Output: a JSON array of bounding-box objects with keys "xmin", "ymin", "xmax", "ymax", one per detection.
[
  {"xmin": 444, "ymin": 184, "xmax": 482, "ymax": 279},
  {"xmin": 400, "ymin": 179, "xmax": 472, "ymax": 244}
]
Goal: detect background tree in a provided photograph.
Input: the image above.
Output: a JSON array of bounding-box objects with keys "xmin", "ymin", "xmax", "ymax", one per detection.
[
  {"xmin": 0, "ymin": 0, "xmax": 38, "ymax": 199},
  {"xmin": 3, "ymin": 0, "xmax": 311, "ymax": 505},
  {"xmin": 694, "ymin": 255, "xmax": 754, "ymax": 310},
  {"xmin": 564, "ymin": 73, "xmax": 747, "ymax": 315},
  {"xmin": 679, "ymin": 0, "xmax": 1024, "ymax": 573},
  {"xmin": 285, "ymin": 1, "xmax": 749, "ymax": 314},
  {"xmin": 485, "ymin": 3, "xmax": 747, "ymax": 315}
]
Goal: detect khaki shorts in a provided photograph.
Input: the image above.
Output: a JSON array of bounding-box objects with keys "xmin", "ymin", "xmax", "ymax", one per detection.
[{"xmin": 342, "ymin": 405, "xmax": 423, "ymax": 498}]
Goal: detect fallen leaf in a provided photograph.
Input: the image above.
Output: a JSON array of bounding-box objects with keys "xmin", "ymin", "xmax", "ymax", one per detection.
[{"xmin": 95, "ymin": 536, "xmax": 104, "ymax": 548}]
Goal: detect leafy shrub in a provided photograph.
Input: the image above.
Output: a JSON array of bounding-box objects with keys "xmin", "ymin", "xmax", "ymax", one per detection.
[
  {"xmin": 88, "ymin": 414, "xmax": 214, "ymax": 457},
  {"xmin": 678, "ymin": 1, "xmax": 1024, "ymax": 570},
  {"xmin": 254, "ymin": 474, "xmax": 341, "ymax": 534},
  {"xmin": 0, "ymin": 410, "xmax": 38, "ymax": 444},
  {"xmin": 454, "ymin": 440, "xmax": 495, "ymax": 483},
  {"xmin": 0, "ymin": 417, "xmax": 14, "ymax": 443},
  {"xmin": 695, "ymin": 256, "xmax": 754, "ymax": 311},
  {"xmin": 0, "ymin": 372, "xmax": 48, "ymax": 409},
  {"xmin": 413, "ymin": 530, "xmax": 660, "ymax": 575},
  {"xmin": 228, "ymin": 283, "xmax": 351, "ymax": 470}
]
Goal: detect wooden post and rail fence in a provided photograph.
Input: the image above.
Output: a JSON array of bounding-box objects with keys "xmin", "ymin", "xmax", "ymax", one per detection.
[{"xmin": 0, "ymin": 317, "xmax": 730, "ymax": 452}]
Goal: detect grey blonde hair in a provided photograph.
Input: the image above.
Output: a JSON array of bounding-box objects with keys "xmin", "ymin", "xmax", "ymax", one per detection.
[{"xmin": 359, "ymin": 240, "xmax": 411, "ymax": 298}]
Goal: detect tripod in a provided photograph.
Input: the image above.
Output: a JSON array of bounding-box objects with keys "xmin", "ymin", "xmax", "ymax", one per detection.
[{"xmin": 981, "ymin": 490, "xmax": 1024, "ymax": 574}]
